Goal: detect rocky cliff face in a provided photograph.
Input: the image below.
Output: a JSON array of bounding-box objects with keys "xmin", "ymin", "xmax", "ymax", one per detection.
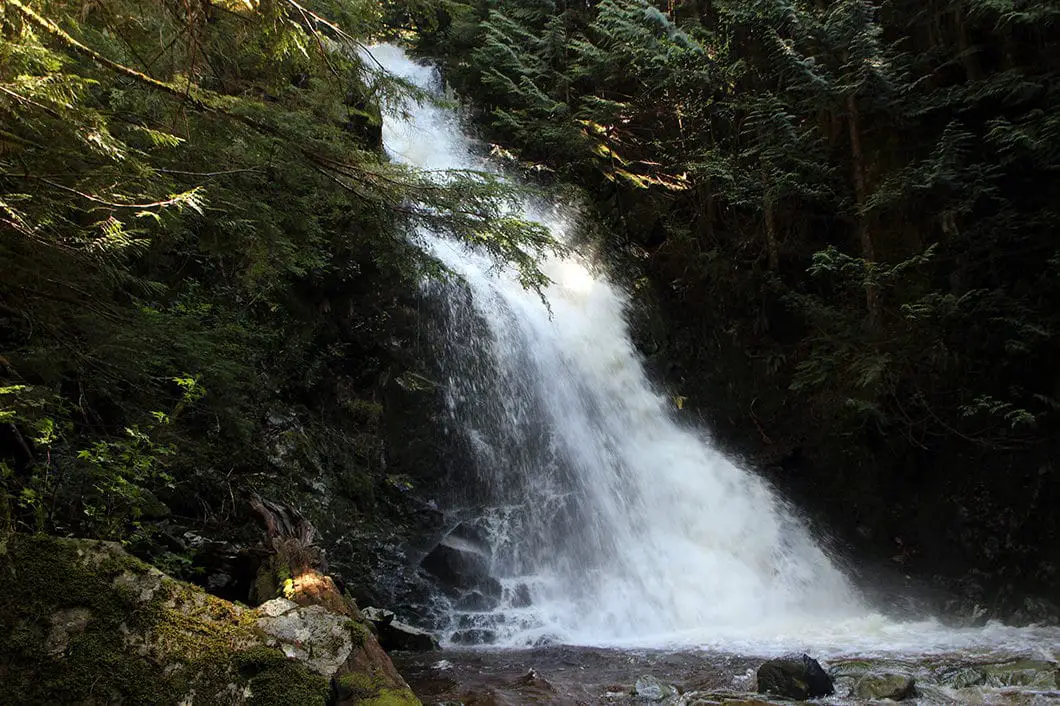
[{"xmin": 0, "ymin": 534, "xmax": 420, "ymax": 706}]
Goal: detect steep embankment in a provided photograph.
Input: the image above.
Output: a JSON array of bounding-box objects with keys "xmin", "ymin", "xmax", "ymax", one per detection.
[
  {"xmin": 402, "ymin": 0, "xmax": 1060, "ymax": 621},
  {"xmin": 0, "ymin": 533, "xmax": 420, "ymax": 705}
]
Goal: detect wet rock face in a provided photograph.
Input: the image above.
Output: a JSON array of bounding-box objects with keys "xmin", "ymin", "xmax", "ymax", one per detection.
[
  {"xmin": 450, "ymin": 627, "xmax": 498, "ymax": 645},
  {"xmin": 756, "ymin": 654, "xmax": 834, "ymax": 700},
  {"xmin": 182, "ymin": 532, "xmax": 263, "ymax": 604},
  {"xmin": 419, "ymin": 525, "xmax": 503, "ymax": 609},
  {"xmin": 362, "ymin": 606, "xmax": 441, "ymax": 652}
]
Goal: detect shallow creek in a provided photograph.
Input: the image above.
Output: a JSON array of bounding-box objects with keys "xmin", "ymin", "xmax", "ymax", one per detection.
[{"xmin": 395, "ymin": 646, "xmax": 1059, "ymax": 704}]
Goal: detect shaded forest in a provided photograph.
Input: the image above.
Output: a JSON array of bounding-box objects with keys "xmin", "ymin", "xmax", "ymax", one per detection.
[{"xmin": 0, "ymin": 0, "xmax": 549, "ymax": 560}]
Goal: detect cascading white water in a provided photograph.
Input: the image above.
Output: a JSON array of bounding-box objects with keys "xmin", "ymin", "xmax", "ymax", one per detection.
[{"xmin": 369, "ymin": 45, "xmax": 1060, "ymax": 660}]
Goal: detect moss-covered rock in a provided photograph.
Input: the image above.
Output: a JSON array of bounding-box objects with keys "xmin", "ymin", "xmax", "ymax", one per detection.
[
  {"xmin": 854, "ymin": 673, "xmax": 916, "ymax": 700},
  {"xmin": 0, "ymin": 534, "xmax": 420, "ymax": 705}
]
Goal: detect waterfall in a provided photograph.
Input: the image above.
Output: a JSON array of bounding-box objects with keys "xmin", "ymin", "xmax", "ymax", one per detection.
[
  {"xmin": 370, "ymin": 44, "xmax": 860, "ymax": 646},
  {"xmin": 367, "ymin": 46, "xmax": 1060, "ymax": 659}
]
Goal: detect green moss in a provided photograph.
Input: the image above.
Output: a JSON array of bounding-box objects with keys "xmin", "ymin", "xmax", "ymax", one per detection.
[
  {"xmin": 0, "ymin": 535, "xmax": 331, "ymax": 706},
  {"xmin": 360, "ymin": 687, "xmax": 422, "ymax": 706},
  {"xmin": 0, "ymin": 536, "xmax": 163, "ymax": 705},
  {"xmin": 339, "ymin": 670, "xmax": 377, "ymax": 695},
  {"xmin": 251, "ymin": 554, "xmax": 293, "ymax": 603},
  {"xmin": 345, "ymin": 398, "xmax": 383, "ymax": 428},
  {"xmin": 234, "ymin": 646, "xmax": 329, "ymax": 706},
  {"xmin": 346, "ymin": 618, "xmax": 372, "ymax": 647},
  {"xmin": 336, "ymin": 669, "xmax": 421, "ymax": 706}
]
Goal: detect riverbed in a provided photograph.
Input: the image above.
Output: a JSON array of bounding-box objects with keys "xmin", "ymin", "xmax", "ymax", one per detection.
[{"xmin": 396, "ymin": 645, "xmax": 1060, "ymax": 704}]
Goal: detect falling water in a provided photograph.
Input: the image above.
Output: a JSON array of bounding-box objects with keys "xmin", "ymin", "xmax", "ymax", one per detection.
[{"xmin": 369, "ymin": 45, "xmax": 1060, "ymax": 661}]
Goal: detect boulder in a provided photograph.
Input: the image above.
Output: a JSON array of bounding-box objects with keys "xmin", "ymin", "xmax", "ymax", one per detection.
[
  {"xmin": 854, "ymin": 673, "xmax": 916, "ymax": 700},
  {"xmin": 633, "ymin": 674, "xmax": 678, "ymax": 702},
  {"xmin": 510, "ymin": 582, "xmax": 533, "ymax": 608},
  {"xmin": 0, "ymin": 534, "xmax": 421, "ymax": 705},
  {"xmin": 512, "ymin": 667, "xmax": 556, "ymax": 697},
  {"xmin": 756, "ymin": 654, "xmax": 834, "ymax": 700},
  {"xmin": 450, "ymin": 628, "xmax": 497, "ymax": 645},
  {"xmin": 455, "ymin": 589, "xmax": 500, "ymax": 611},
  {"xmin": 362, "ymin": 606, "xmax": 441, "ymax": 652},
  {"xmin": 420, "ymin": 530, "xmax": 502, "ymax": 599}
]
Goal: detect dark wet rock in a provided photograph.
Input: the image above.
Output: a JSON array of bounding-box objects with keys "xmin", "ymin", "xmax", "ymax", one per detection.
[
  {"xmin": 362, "ymin": 606, "xmax": 440, "ymax": 652},
  {"xmin": 184, "ymin": 535, "xmax": 264, "ymax": 603},
  {"xmin": 936, "ymin": 659, "xmax": 1059, "ymax": 690},
  {"xmin": 756, "ymin": 654, "xmax": 834, "ymax": 700},
  {"xmin": 1009, "ymin": 595, "xmax": 1060, "ymax": 626},
  {"xmin": 532, "ymin": 633, "xmax": 562, "ymax": 647},
  {"xmin": 447, "ymin": 520, "xmax": 492, "ymax": 548},
  {"xmin": 855, "ymin": 673, "xmax": 916, "ymax": 700},
  {"xmin": 454, "ymin": 589, "xmax": 500, "ymax": 611},
  {"xmin": 450, "ymin": 628, "xmax": 497, "ymax": 645},
  {"xmin": 634, "ymin": 675, "xmax": 677, "ymax": 701},
  {"xmin": 980, "ymin": 660, "xmax": 1058, "ymax": 688},
  {"xmin": 420, "ymin": 532, "xmax": 502, "ymax": 599},
  {"xmin": 514, "ymin": 667, "xmax": 555, "ymax": 694},
  {"xmin": 510, "ymin": 582, "xmax": 532, "ymax": 608}
]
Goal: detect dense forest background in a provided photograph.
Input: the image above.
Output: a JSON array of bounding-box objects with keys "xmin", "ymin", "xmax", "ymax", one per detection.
[
  {"xmin": 398, "ymin": 0, "xmax": 1060, "ymax": 618},
  {"xmin": 2, "ymin": 0, "xmax": 1058, "ymax": 623}
]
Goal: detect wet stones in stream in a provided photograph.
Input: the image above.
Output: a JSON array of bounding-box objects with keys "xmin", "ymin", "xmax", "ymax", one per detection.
[
  {"xmin": 633, "ymin": 675, "xmax": 678, "ymax": 701},
  {"xmin": 395, "ymin": 647, "xmax": 1060, "ymax": 704},
  {"xmin": 935, "ymin": 659, "xmax": 1060, "ymax": 690},
  {"xmin": 853, "ymin": 672, "xmax": 917, "ymax": 700},
  {"xmin": 756, "ymin": 654, "xmax": 834, "ymax": 700}
]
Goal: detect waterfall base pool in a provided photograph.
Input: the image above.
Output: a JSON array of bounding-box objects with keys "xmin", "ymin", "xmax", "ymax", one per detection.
[{"xmin": 395, "ymin": 645, "xmax": 1060, "ymax": 705}]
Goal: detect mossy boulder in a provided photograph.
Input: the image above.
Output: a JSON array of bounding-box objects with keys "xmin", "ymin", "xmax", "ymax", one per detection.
[
  {"xmin": 0, "ymin": 534, "xmax": 420, "ymax": 705},
  {"xmin": 854, "ymin": 673, "xmax": 916, "ymax": 700}
]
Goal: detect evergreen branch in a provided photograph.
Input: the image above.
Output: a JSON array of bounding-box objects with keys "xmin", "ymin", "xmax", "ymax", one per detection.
[{"xmin": 3, "ymin": 173, "xmax": 200, "ymax": 211}]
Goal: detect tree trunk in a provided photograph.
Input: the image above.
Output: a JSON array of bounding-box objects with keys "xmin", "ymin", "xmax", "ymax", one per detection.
[
  {"xmin": 247, "ymin": 496, "xmax": 417, "ymax": 705},
  {"xmin": 697, "ymin": 177, "xmax": 716, "ymax": 242},
  {"xmin": 954, "ymin": 9, "xmax": 982, "ymax": 81},
  {"xmin": 762, "ymin": 168, "xmax": 780, "ymax": 271},
  {"xmin": 846, "ymin": 94, "xmax": 880, "ymax": 325}
]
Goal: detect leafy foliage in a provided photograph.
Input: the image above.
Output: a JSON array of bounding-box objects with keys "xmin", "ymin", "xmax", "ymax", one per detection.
[{"xmin": 0, "ymin": 0, "xmax": 554, "ymax": 541}]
